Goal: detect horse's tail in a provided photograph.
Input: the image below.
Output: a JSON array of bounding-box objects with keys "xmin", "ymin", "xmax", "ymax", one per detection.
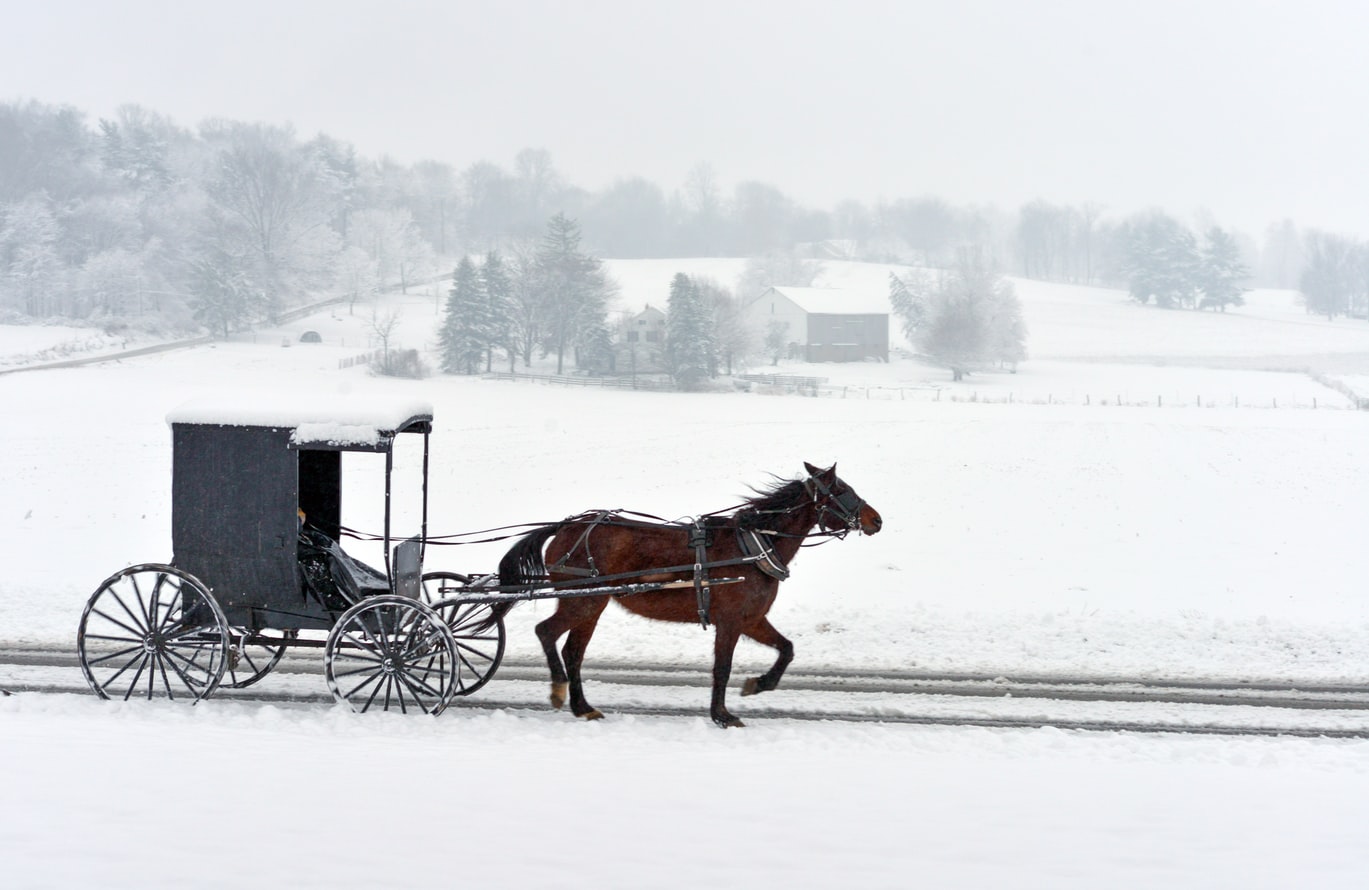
[{"xmin": 483, "ymin": 522, "xmax": 563, "ymax": 627}]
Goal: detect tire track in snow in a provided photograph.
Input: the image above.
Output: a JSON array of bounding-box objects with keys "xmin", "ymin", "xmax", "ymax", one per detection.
[{"xmin": 6, "ymin": 647, "xmax": 1369, "ymax": 739}]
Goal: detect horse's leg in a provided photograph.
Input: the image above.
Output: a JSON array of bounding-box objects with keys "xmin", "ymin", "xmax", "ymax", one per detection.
[
  {"xmin": 740, "ymin": 616, "xmax": 794, "ymax": 697},
  {"xmin": 561, "ymin": 596, "xmax": 610, "ymax": 720},
  {"xmin": 534, "ymin": 603, "xmax": 578, "ymax": 709},
  {"xmin": 710, "ymin": 620, "xmax": 745, "ymax": 728}
]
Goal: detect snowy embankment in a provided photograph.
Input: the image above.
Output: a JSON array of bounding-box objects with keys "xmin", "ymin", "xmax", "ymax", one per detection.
[{"xmin": 5, "ymin": 269, "xmax": 1369, "ymax": 888}]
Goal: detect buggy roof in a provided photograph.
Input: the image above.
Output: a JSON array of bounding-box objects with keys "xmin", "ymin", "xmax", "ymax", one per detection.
[{"xmin": 167, "ymin": 394, "xmax": 433, "ymax": 449}]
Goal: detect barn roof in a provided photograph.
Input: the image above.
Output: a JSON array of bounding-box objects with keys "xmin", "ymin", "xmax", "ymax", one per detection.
[
  {"xmin": 167, "ymin": 394, "xmax": 433, "ymax": 448},
  {"xmin": 766, "ymin": 286, "xmax": 889, "ymax": 315}
]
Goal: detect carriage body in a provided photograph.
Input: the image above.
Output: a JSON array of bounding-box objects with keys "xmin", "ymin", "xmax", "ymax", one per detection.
[{"xmin": 167, "ymin": 396, "xmax": 433, "ymax": 630}]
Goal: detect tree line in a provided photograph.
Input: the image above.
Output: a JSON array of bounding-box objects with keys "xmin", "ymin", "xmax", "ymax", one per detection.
[
  {"xmin": 437, "ymin": 213, "xmax": 756, "ymax": 388},
  {"xmin": 1121, "ymin": 212, "xmax": 1248, "ymax": 311},
  {"xmin": 438, "ymin": 213, "xmax": 614, "ymax": 376},
  {"xmin": 2, "ymin": 97, "xmax": 1362, "ymax": 336}
]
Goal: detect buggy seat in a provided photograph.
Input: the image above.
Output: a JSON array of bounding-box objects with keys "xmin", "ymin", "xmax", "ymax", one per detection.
[{"xmin": 298, "ymin": 528, "xmax": 391, "ymax": 610}]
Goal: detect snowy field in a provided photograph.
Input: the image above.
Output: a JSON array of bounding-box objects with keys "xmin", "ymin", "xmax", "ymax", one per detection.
[{"xmin": 4, "ymin": 268, "xmax": 1369, "ymax": 887}]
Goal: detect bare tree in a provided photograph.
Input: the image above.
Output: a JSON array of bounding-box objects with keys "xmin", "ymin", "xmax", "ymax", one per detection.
[
  {"xmin": 735, "ymin": 249, "xmax": 822, "ymax": 303},
  {"xmin": 368, "ymin": 306, "xmax": 403, "ymax": 373},
  {"xmin": 200, "ymin": 121, "xmax": 339, "ymax": 316}
]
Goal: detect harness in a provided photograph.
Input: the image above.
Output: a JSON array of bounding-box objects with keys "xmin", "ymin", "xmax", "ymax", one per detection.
[{"xmin": 543, "ymin": 472, "xmax": 866, "ymax": 629}]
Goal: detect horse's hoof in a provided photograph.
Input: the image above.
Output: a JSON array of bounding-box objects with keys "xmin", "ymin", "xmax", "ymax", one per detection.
[
  {"xmin": 580, "ymin": 709, "xmax": 604, "ymax": 721},
  {"xmin": 549, "ymin": 683, "xmax": 568, "ymax": 710},
  {"xmin": 741, "ymin": 677, "xmax": 760, "ymax": 696},
  {"xmin": 712, "ymin": 714, "xmax": 745, "ymax": 729}
]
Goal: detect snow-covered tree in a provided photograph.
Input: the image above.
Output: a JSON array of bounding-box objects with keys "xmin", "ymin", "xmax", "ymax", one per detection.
[
  {"xmin": 1124, "ymin": 212, "xmax": 1200, "ymax": 309},
  {"xmin": 735, "ymin": 248, "xmax": 821, "ymax": 302},
  {"xmin": 479, "ymin": 250, "xmax": 515, "ymax": 371},
  {"xmin": 186, "ymin": 251, "xmax": 258, "ymax": 338},
  {"xmin": 200, "ymin": 121, "xmax": 340, "ymax": 316},
  {"xmin": 764, "ymin": 319, "xmax": 789, "ymax": 366},
  {"xmin": 696, "ymin": 276, "xmax": 747, "ymax": 375},
  {"xmin": 0, "ymin": 194, "xmax": 63, "ymax": 315},
  {"xmin": 1198, "ymin": 227, "xmax": 1248, "ymax": 312},
  {"xmin": 889, "ymin": 249, "xmax": 1027, "ymax": 379},
  {"xmin": 536, "ymin": 213, "xmax": 613, "ymax": 374},
  {"xmin": 346, "ymin": 207, "xmax": 433, "ymax": 293},
  {"xmin": 438, "ymin": 255, "xmax": 487, "ymax": 374},
  {"xmin": 665, "ymin": 273, "xmax": 715, "ymax": 389},
  {"xmin": 335, "ymin": 245, "xmax": 380, "ymax": 315},
  {"xmin": 1299, "ymin": 231, "xmax": 1359, "ymax": 320}
]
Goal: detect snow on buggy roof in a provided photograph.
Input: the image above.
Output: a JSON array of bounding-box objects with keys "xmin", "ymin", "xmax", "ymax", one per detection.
[{"xmin": 167, "ymin": 394, "xmax": 433, "ymax": 448}]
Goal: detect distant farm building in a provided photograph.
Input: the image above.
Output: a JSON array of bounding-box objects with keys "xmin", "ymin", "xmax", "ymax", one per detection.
[
  {"xmin": 746, "ymin": 287, "xmax": 889, "ymax": 363},
  {"xmin": 613, "ymin": 304, "xmax": 667, "ymax": 373}
]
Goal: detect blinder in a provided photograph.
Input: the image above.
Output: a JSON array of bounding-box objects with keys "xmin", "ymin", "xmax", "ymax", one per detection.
[{"xmin": 803, "ymin": 472, "xmax": 866, "ymax": 534}]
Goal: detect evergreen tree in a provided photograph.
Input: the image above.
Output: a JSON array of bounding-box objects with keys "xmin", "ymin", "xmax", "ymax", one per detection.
[
  {"xmin": 438, "ymin": 256, "xmax": 486, "ymax": 374},
  {"xmin": 887, "ymin": 270, "xmax": 928, "ymax": 342},
  {"xmin": 1198, "ymin": 227, "xmax": 1248, "ymax": 312},
  {"xmin": 1125, "ymin": 213, "xmax": 1200, "ymax": 308},
  {"xmin": 536, "ymin": 213, "xmax": 612, "ymax": 374},
  {"xmin": 665, "ymin": 273, "xmax": 715, "ymax": 388},
  {"xmin": 479, "ymin": 249, "xmax": 514, "ymax": 371}
]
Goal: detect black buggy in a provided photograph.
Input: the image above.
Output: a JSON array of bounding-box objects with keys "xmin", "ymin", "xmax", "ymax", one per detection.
[{"xmin": 75, "ymin": 397, "xmax": 505, "ymax": 715}]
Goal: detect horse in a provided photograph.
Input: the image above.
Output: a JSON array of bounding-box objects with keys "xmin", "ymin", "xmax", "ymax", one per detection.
[{"xmin": 495, "ymin": 462, "xmax": 883, "ymax": 727}]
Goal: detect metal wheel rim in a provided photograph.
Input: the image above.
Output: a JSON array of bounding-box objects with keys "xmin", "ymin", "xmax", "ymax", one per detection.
[
  {"xmin": 421, "ymin": 572, "xmax": 507, "ymax": 696},
  {"xmin": 76, "ymin": 564, "xmax": 230, "ymax": 702},
  {"xmin": 325, "ymin": 595, "xmax": 457, "ymax": 715}
]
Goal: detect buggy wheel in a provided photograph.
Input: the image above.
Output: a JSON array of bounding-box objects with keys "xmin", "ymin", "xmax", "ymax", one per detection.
[
  {"xmin": 77, "ymin": 564, "xmax": 230, "ymax": 702},
  {"xmin": 224, "ymin": 629, "xmax": 296, "ymax": 689},
  {"xmin": 421, "ymin": 571, "xmax": 506, "ymax": 696},
  {"xmin": 325, "ymin": 595, "xmax": 457, "ymax": 715}
]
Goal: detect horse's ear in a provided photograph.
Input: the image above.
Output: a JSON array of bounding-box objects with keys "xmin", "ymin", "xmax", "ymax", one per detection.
[{"xmin": 804, "ymin": 461, "xmax": 820, "ymax": 476}]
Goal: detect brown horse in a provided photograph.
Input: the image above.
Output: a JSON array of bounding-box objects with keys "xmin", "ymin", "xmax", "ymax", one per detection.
[{"xmin": 495, "ymin": 462, "xmax": 882, "ymax": 727}]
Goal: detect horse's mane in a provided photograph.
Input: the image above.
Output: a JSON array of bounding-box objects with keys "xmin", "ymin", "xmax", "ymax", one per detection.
[{"xmin": 729, "ymin": 476, "xmax": 808, "ymax": 529}]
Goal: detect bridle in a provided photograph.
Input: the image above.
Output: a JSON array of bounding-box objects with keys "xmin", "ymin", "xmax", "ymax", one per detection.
[{"xmin": 803, "ymin": 472, "xmax": 867, "ymax": 537}]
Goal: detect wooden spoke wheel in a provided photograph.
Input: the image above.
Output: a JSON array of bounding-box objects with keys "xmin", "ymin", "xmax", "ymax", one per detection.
[
  {"xmin": 77, "ymin": 564, "xmax": 230, "ymax": 702},
  {"xmin": 324, "ymin": 595, "xmax": 457, "ymax": 715},
  {"xmin": 420, "ymin": 572, "xmax": 507, "ymax": 696},
  {"xmin": 223, "ymin": 629, "xmax": 296, "ymax": 689}
]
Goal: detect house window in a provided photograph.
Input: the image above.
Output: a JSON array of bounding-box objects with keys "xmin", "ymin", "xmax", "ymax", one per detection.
[
  {"xmin": 627, "ymin": 331, "xmax": 639, "ymax": 343},
  {"xmin": 646, "ymin": 330, "xmax": 660, "ymax": 343}
]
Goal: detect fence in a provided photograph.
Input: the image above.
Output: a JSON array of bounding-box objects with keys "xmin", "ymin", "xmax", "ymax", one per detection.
[
  {"xmin": 338, "ymin": 350, "xmax": 383, "ymax": 370},
  {"xmin": 795, "ymin": 385, "xmax": 1350, "ymax": 409},
  {"xmin": 484, "ymin": 371, "xmax": 675, "ymax": 391},
  {"xmin": 476, "ymin": 370, "xmax": 1362, "ymax": 410}
]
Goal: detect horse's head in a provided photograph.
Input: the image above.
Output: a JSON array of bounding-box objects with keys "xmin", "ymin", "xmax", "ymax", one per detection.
[{"xmin": 803, "ymin": 462, "xmax": 883, "ymax": 536}]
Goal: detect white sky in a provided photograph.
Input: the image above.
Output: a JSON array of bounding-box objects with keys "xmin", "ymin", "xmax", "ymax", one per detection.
[{"xmin": 4, "ymin": 0, "xmax": 1369, "ymax": 237}]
